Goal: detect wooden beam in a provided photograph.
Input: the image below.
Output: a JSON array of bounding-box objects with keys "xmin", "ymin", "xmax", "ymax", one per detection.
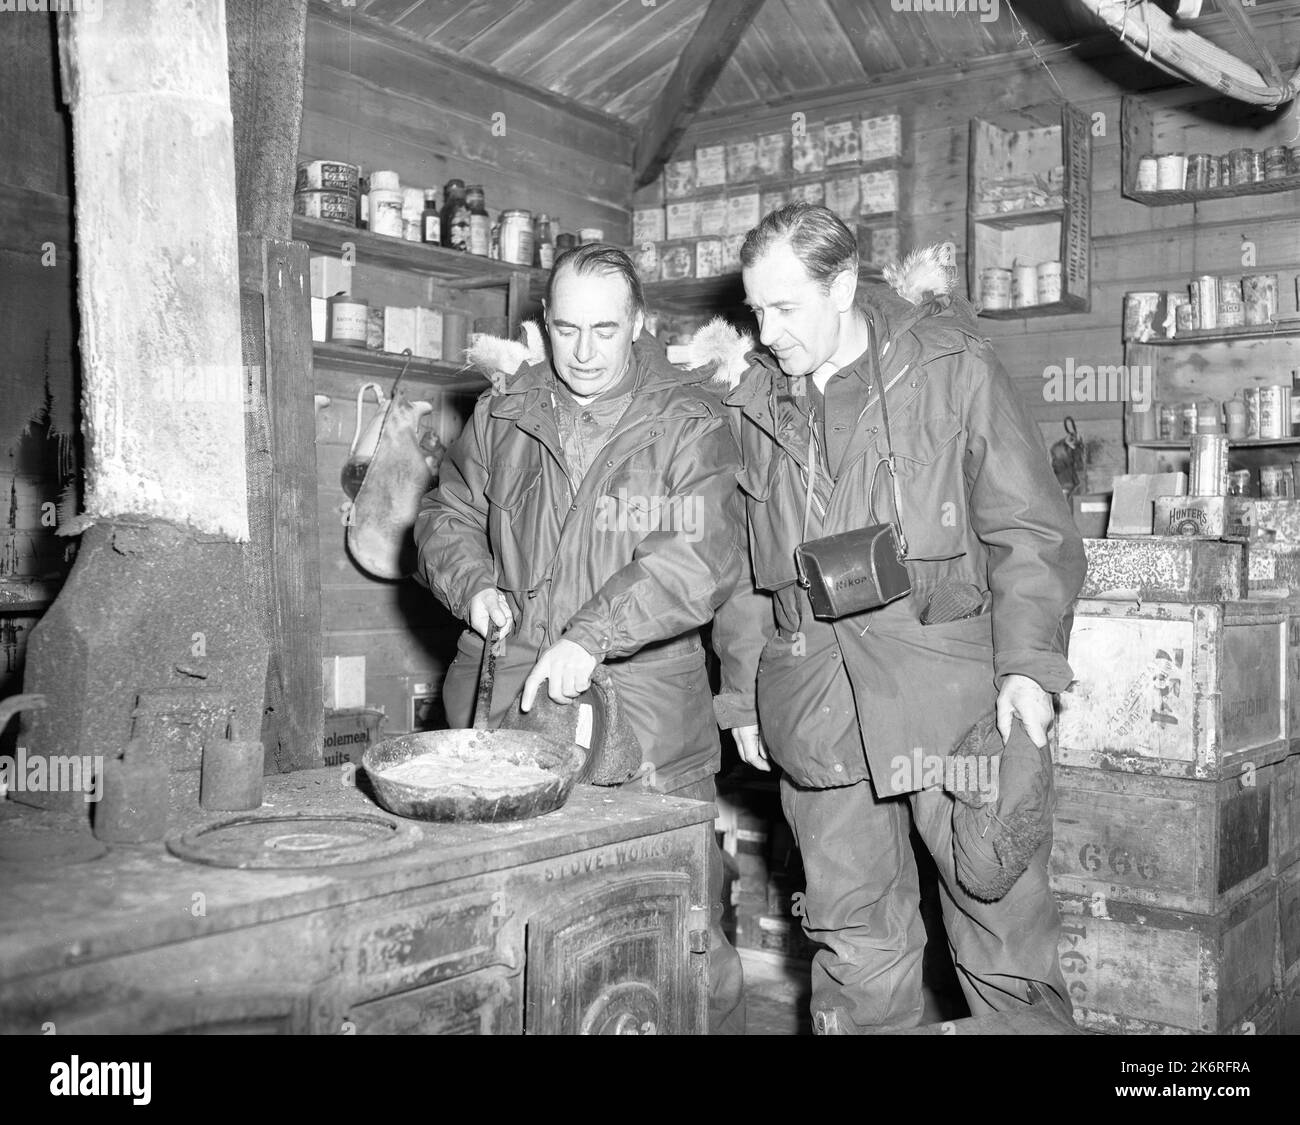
[
  {"xmin": 633, "ymin": 0, "xmax": 767, "ymax": 188},
  {"xmin": 1217, "ymin": 0, "xmax": 1285, "ymax": 89}
]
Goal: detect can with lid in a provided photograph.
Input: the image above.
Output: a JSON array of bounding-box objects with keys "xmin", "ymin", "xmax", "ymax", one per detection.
[
  {"xmin": 1217, "ymin": 276, "xmax": 1244, "ymax": 328},
  {"xmin": 1207, "ymin": 157, "xmax": 1221, "ymax": 190},
  {"xmin": 1227, "ymin": 469, "xmax": 1253, "ymax": 497},
  {"xmin": 1136, "ymin": 155, "xmax": 1158, "ymax": 191},
  {"xmin": 579, "ymin": 228, "xmax": 605, "ymax": 245},
  {"xmin": 368, "ymin": 188, "xmax": 404, "ymax": 237},
  {"xmin": 499, "ymin": 209, "xmax": 534, "ymax": 267},
  {"xmin": 1187, "ymin": 153, "xmax": 1212, "ymax": 193},
  {"xmin": 1011, "ymin": 264, "xmax": 1038, "ymax": 308},
  {"xmin": 1189, "ymin": 433, "xmax": 1230, "ymax": 496},
  {"xmin": 1261, "ymin": 465, "xmax": 1292, "ymax": 498},
  {"xmin": 370, "ymin": 170, "xmax": 401, "ymax": 193},
  {"xmin": 1175, "ymin": 300, "xmax": 1195, "ymax": 333},
  {"xmin": 1250, "ymin": 150, "xmax": 1266, "ymax": 183},
  {"xmin": 1156, "ymin": 153, "xmax": 1186, "ymax": 191},
  {"xmin": 1225, "ymin": 399, "xmax": 1248, "ymax": 439},
  {"xmin": 328, "ymin": 295, "xmax": 368, "ymax": 347},
  {"xmin": 1229, "ymin": 148, "xmax": 1253, "ymax": 185},
  {"xmin": 1158, "ymin": 403, "xmax": 1178, "ymax": 440},
  {"xmin": 981, "ymin": 268, "xmax": 1012, "ymax": 310},
  {"xmin": 296, "ymin": 160, "xmax": 360, "ymax": 196},
  {"xmin": 294, "ymin": 189, "xmax": 358, "ymax": 225},
  {"xmin": 1036, "ymin": 261, "xmax": 1061, "ymax": 305},
  {"xmin": 1220, "ymin": 155, "xmax": 1234, "ymax": 186},
  {"xmin": 1243, "ymin": 387, "xmax": 1261, "ymax": 438},
  {"xmin": 1181, "ymin": 401, "xmax": 1199, "ymax": 439},
  {"xmin": 1193, "ymin": 276, "xmax": 1218, "ymax": 330},
  {"xmin": 1264, "ymin": 146, "xmax": 1290, "ymax": 180},
  {"xmin": 1242, "ymin": 274, "xmax": 1277, "ymax": 326},
  {"xmin": 1259, "ymin": 385, "xmax": 1291, "ymax": 439}
]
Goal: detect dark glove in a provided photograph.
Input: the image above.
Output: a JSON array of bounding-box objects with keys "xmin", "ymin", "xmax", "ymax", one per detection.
[{"xmin": 947, "ymin": 711, "xmax": 1055, "ymax": 903}]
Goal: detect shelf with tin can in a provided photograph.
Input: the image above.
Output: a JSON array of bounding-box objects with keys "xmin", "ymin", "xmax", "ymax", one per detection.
[{"xmin": 310, "ymin": 341, "xmax": 488, "ymax": 392}]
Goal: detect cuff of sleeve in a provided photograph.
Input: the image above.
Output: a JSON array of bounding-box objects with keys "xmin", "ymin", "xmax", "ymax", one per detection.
[
  {"xmin": 561, "ymin": 621, "xmax": 613, "ymax": 662},
  {"xmin": 449, "ymin": 568, "xmax": 498, "ymax": 621},
  {"xmin": 713, "ymin": 691, "xmax": 757, "ymax": 730},
  {"xmin": 994, "ymin": 650, "xmax": 1076, "ymax": 695}
]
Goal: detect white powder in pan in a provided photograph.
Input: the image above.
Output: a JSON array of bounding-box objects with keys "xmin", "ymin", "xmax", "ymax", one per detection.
[{"xmin": 379, "ymin": 750, "xmax": 554, "ymax": 792}]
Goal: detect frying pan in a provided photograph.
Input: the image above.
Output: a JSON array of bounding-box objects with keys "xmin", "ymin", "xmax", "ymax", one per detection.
[{"xmin": 363, "ymin": 622, "xmax": 585, "ymax": 822}]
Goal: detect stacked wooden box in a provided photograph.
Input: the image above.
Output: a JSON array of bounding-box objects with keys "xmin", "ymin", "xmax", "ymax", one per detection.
[{"xmin": 1055, "ymin": 537, "xmax": 1297, "ymax": 1033}]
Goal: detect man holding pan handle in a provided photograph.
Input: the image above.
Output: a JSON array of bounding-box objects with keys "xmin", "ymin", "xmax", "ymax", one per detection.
[{"xmin": 414, "ymin": 243, "xmax": 748, "ymax": 1034}]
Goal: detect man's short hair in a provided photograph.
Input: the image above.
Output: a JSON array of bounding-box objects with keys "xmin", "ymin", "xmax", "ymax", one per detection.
[
  {"xmin": 740, "ymin": 203, "xmax": 859, "ymax": 291},
  {"xmin": 547, "ymin": 243, "xmax": 646, "ymax": 317}
]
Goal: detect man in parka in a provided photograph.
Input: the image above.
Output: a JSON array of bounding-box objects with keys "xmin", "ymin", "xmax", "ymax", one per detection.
[
  {"xmin": 712, "ymin": 204, "xmax": 1087, "ymax": 1032},
  {"xmin": 414, "ymin": 244, "xmax": 747, "ymax": 1034}
]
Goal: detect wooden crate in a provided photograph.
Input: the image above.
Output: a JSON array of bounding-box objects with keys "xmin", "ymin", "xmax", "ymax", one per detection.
[
  {"xmin": 1051, "ymin": 758, "xmax": 1282, "ymax": 915},
  {"xmin": 1274, "ymin": 750, "xmax": 1300, "ymax": 874},
  {"xmin": 1057, "ymin": 599, "xmax": 1288, "ymax": 779},
  {"xmin": 1080, "ymin": 537, "xmax": 1246, "ymax": 603},
  {"xmin": 1289, "ymin": 603, "xmax": 1300, "ymax": 742},
  {"xmin": 1056, "ymin": 883, "xmax": 1277, "ymax": 1035},
  {"xmin": 1277, "ymin": 860, "xmax": 1300, "ymax": 995}
]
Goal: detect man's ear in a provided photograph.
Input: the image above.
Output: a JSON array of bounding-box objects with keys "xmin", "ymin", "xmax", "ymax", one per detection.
[
  {"xmin": 632, "ymin": 308, "xmax": 645, "ymax": 340},
  {"xmin": 830, "ymin": 267, "xmax": 857, "ymax": 313}
]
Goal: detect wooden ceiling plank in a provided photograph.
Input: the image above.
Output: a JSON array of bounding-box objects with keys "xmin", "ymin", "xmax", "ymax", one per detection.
[
  {"xmin": 837, "ymin": 0, "xmax": 909, "ymax": 73},
  {"xmin": 633, "ymin": 0, "xmax": 768, "ymax": 187},
  {"xmin": 728, "ymin": 18, "xmax": 790, "ymax": 98},
  {"xmin": 459, "ymin": 0, "xmax": 571, "ymax": 64},
  {"xmin": 789, "ymin": 0, "xmax": 871, "ymax": 87},
  {"xmin": 703, "ymin": 54, "xmax": 767, "ymax": 112},
  {"xmin": 493, "ymin": 0, "xmax": 638, "ymax": 76},
  {"xmin": 750, "ymin": 2, "xmax": 834, "ymax": 93},
  {"xmin": 398, "ymin": 0, "xmax": 515, "ymax": 51}
]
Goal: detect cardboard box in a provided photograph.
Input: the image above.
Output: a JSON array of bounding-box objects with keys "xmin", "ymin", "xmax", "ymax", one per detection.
[
  {"xmin": 322, "ymin": 654, "xmax": 366, "ymax": 710},
  {"xmin": 860, "ymin": 113, "xmax": 902, "ymax": 161},
  {"xmin": 824, "ymin": 117, "xmax": 861, "ymax": 166},
  {"xmin": 310, "ymin": 296, "xmax": 328, "ymax": 343},
  {"xmin": 663, "ymin": 159, "xmax": 695, "ymax": 199},
  {"xmin": 790, "ymin": 181, "xmax": 825, "ymax": 206},
  {"xmin": 1071, "ymin": 492, "xmax": 1111, "ymax": 539},
  {"xmin": 756, "ymin": 131, "xmax": 789, "ymax": 178},
  {"xmin": 365, "ymin": 306, "xmax": 384, "ymax": 351},
  {"xmin": 1107, "ymin": 472, "xmax": 1187, "ymax": 537},
  {"xmin": 1153, "ymin": 494, "xmax": 1250, "ymax": 540},
  {"xmin": 321, "ymin": 707, "xmax": 386, "ymax": 768},
  {"xmin": 791, "ymin": 123, "xmax": 825, "ymax": 174},
  {"xmin": 722, "ymin": 233, "xmax": 745, "ymax": 273},
  {"xmin": 726, "ymin": 190, "xmax": 760, "ymax": 236},
  {"xmin": 1080, "ymin": 536, "xmax": 1246, "ymax": 602},
  {"xmin": 658, "ymin": 241, "xmax": 694, "ymax": 282},
  {"xmin": 697, "ymin": 194, "xmax": 728, "ymax": 237},
  {"xmin": 412, "ymin": 306, "xmax": 443, "ymax": 360},
  {"xmin": 760, "ymin": 187, "xmax": 791, "ymax": 215},
  {"xmin": 859, "ymin": 169, "xmax": 899, "ymax": 214},
  {"xmin": 695, "ymin": 238, "xmax": 724, "ymax": 280},
  {"xmin": 1235, "ymin": 498, "xmax": 1300, "ymax": 548},
  {"xmin": 665, "ymin": 200, "xmax": 700, "ymax": 240},
  {"xmin": 726, "ymin": 138, "xmax": 759, "ymax": 184},
  {"xmin": 309, "ymin": 253, "xmax": 352, "ymax": 298},
  {"xmin": 632, "ymin": 207, "xmax": 665, "ymax": 245},
  {"xmin": 824, "ymin": 175, "xmax": 860, "ymax": 221},
  {"xmin": 383, "ymin": 306, "xmax": 416, "ymax": 355},
  {"xmin": 632, "ymin": 242, "xmax": 659, "ymax": 285},
  {"xmin": 695, "ymin": 143, "xmax": 726, "ymax": 188}
]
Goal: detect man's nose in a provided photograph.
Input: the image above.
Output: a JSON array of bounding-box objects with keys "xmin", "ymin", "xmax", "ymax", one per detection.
[
  {"xmin": 574, "ymin": 330, "xmax": 596, "ymax": 362},
  {"xmin": 758, "ymin": 318, "xmax": 780, "ymax": 347}
]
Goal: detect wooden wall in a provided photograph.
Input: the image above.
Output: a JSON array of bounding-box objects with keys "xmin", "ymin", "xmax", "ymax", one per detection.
[
  {"xmin": 0, "ymin": 14, "xmax": 78, "ymax": 714},
  {"xmin": 301, "ymin": 3, "xmax": 635, "ymax": 734},
  {"xmin": 665, "ymin": 9, "xmax": 1300, "ymax": 493}
]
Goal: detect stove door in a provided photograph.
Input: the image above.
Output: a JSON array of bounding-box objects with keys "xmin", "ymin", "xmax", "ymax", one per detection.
[{"xmin": 524, "ymin": 874, "xmax": 696, "ymax": 1035}]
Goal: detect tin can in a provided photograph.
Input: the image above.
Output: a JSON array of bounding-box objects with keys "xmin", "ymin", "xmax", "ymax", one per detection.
[
  {"xmin": 556, "ymin": 233, "xmax": 577, "ymax": 252},
  {"xmin": 1217, "ymin": 276, "xmax": 1244, "ymax": 328},
  {"xmin": 296, "ymin": 160, "xmax": 360, "ymax": 196},
  {"xmin": 368, "ymin": 188, "xmax": 404, "ymax": 237},
  {"xmin": 1243, "ymin": 387, "xmax": 1261, "ymax": 438},
  {"xmin": 579, "ymin": 228, "xmax": 605, "ymax": 245},
  {"xmin": 1264, "ymin": 146, "xmax": 1290, "ymax": 180},
  {"xmin": 1225, "ymin": 399, "xmax": 1248, "ymax": 439},
  {"xmin": 1258, "ymin": 385, "xmax": 1290, "ymax": 439},
  {"xmin": 499, "ymin": 209, "xmax": 534, "ymax": 266},
  {"xmin": 1229, "ymin": 148, "xmax": 1253, "ymax": 185},
  {"xmin": 370, "ymin": 170, "xmax": 401, "ymax": 193},
  {"xmin": 1036, "ymin": 261, "xmax": 1062, "ymax": 304},
  {"xmin": 1250, "ymin": 150, "xmax": 1266, "ymax": 183},
  {"xmin": 1156, "ymin": 153, "xmax": 1187, "ymax": 191},
  {"xmin": 1261, "ymin": 465, "xmax": 1292, "ymax": 498},
  {"xmin": 980, "ymin": 267, "xmax": 1013, "ymax": 310},
  {"xmin": 1291, "ymin": 147, "xmax": 1300, "ymax": 175},
  {"xmin": 1189, "ymin": 434, "xmax": 1230, "ymax": 496},
  {"xmin": 1187, "ymin": 153, "xmax": 1212, "ymax": 192},
  {"xmin": 1207, "ymin": 157, "xmax": 1221, "ymax": 189},
  {"xmin": 1227, "ymin": 469, "xmax": 1253, "ymax": 497},
  {"xmin": 1181, "ymin": 401, "xmax": 1200, "ymax": 439},
  {"xmin": 1136, "ymin": 155, "xmax": 1159, "ymax": 191},
  {"xmin": 328, "ymin": 296, "xmax": 368, "ymax": 347},
  {"xmin": 1241, "ymin": 273, "xmax": 1278, "ymax": 326},
  {"xmin": 1123, "ymin": 291, "xmax": 1163, "ymax": 340},
  {"xmin": 293, "ymin": 189, "xmax": 358, "ymax": 225},
  {"xmin": 1220, "ymin": 155, "xmax": 1234, "ymax": 186},
  {"xmin": 1193, "ymin": 275, "xmax": 1218, "ymax": 330},
  {"xmin": 1159, "ymin": 404, "xmax": 1178, "ymax": 440},
  {"xmin": 1012, "ymin": 264, "xmax": 1038, "ymax": 308},
  {"xmin": 1175, "ymin": 300, "xmax": 1196, "ymax": 333}
]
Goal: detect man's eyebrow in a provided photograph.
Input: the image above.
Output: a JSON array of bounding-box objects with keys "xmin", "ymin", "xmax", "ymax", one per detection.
[{"xmin": 550, "ymin": 318, "xmax": 621, "ymax": 329}]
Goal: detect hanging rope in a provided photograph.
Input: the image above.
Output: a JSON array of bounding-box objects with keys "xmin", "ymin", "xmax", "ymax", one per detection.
[{"xmin": 1076, "ymin": 0, "xmax": 1300, "ymax": 107}]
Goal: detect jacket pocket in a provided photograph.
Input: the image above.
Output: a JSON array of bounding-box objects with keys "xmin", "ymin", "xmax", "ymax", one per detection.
[
  {"xmin": 736, "ymin": 455, "xmax": 799, "ymax": 589},
  {"xmin": 483, "ymin": 465, "xmax": 544, "ymax": 591},
  {"xmin": 881, "ymin": 414, "xmax": 969, "ymax": 563},
  {"xmin": 483, "ymin": 464, "xmax": 541, "ymax": 510}
]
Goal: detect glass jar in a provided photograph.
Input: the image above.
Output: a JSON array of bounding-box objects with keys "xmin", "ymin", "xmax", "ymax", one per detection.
[
  {"xmin": 534, "ymin": 213, "xmax": 554, "ymax": 269},
  {"xmin": 466, "ymin": 185, "xmax": 490, "ymax": 256},
  {"xmin": 442, "ymin": 179, "xmax": 468, "ymax": 251},
  {"xmin": 421, "ymin": 189, "xmax": 440, "ymax": 244}
]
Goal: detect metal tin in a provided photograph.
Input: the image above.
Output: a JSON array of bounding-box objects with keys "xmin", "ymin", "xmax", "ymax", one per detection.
[
  {"xmin": 1158, "ymin": 404, "xmax": 1178, "ymax": 440},
  {"xmin": 1136, "ymin": 155, "xmax": 1158, "ymax": 191},
  {"xmin": 1291, "ymin": 147, "xmax": 1300, "ymax": 175},
  {"xmin": 579, "ymin": 228, "xmax": 605, "ymax": 245},
  {"xmin": 1261, "ymin": 465, "xmax": 1292, "ymax": 498},
  {"xmin": 1259, "ymin": 385, "xmax": 1291, "ymax": 439},
  {"xmin": 1193, "ymin": 275, "xmax": 1218, "ymax": 330},
  {"xmin": 1264, "ymin": 146, "xmax": 1290, "ymax": 180},
  {"xmin": 1187, "ymin": 153, "xmax": 1212, "ymax": 192},
  {"xmin": 1243, "ymin": 387, "xmax": 1261, "ymax": 438},
  {"xmin": 1012, "ymin": 264, "xmax": 1039, "ymax": 308},
  {"xmin": 328, "ymin": 296, "xmax": 368, "ymax": 347},
  {"xmin": 1181, "ymin": 401, "xmax": 1199, "ymax": 439},
  {"xmin": 1123, "ymin": 291, "xmax": 1163, "ymax": 340},
  {"xmin": 556, "ymin": 233, "xmax": 577, "ymax": 252},
  {"xmin": 370, "ymin": 170, "xmax": 401, "ymax": 193},
  {"xmin": 1036, "ymin": 260, "xmax": 1062, "ymax": 304},
  {"xmin": 980, "ymin": 267, "xmax": 1012, "ymax": 310},
  {"xmin": 368, "ymin": 188, "xmax": 404, "ymax": 237},
  {"xmin": 1229, "ymin": 148, "xmax": 1253, "ymax": 185},
  {"xmin": 1175, "ymin": 300, "xmax": 1195, "ymax": 333},
  {"xmin": 1250, "ymin": 150, "xmax": 1266, "ymax": 183},
  {"xmin": 296, "ymin": 160, "xmax": 360, "ymax": 196},
  {"xmin": 499, "ymin": 209, "xmax": 534, "ymax": 266},
  {"xmin": 1217, "ymin": 276, "xmax": 1244, "ymax": 328},
  {"xmin": 1227, "ymin": 469, "xmax": 1253, "ymax": 497},
  {"xmin": 1189, "ymin": 433, "xmax": 1230, "ymax": 496},
  {"xmin": 1207, "ymin": 157, "xmax": 1221, "ymax": 189},
  {"xmin": 1156, "ymin": 152, "xmax": 1187, "ymax": 191},
  {"xmin": 1220, "ymin": 155, "xmax": 1233, "ymax": 187},
  {"xmin": 293, "ymin": 189, "xmax": 357, "ymax": 225},
  {"xmin": 1225, "ymin": 399, "xmax": 1248, "ymax": 439},
  {"xmin": 1241, "ymin": 273, "xmax": 1278, "ymax": 326}
]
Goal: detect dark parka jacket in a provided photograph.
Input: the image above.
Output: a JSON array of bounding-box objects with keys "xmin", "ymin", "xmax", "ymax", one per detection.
[
  {"xmin": 712, "ymin": 280, "xmax": 1087, "ymax": 795},
  {"xmin": 414, "ymin": 335, "xmax": 747, "ymax": 792}
]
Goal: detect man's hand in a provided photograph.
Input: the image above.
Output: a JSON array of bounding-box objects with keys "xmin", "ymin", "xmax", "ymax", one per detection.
[
  {"xmin": 521, "ymin": 640, "xmax": 598, "ymax": 710},
  {"xmin": 732, "ymin": 724, "xmax": 772, "ymax": 772},
  {"xmin": 468, "ymin": 587, "xmax": 514, "ymax": 642},
  {"xmin": 997, "ymin": 674, "xmax": 1053, "ymax": 746}
]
